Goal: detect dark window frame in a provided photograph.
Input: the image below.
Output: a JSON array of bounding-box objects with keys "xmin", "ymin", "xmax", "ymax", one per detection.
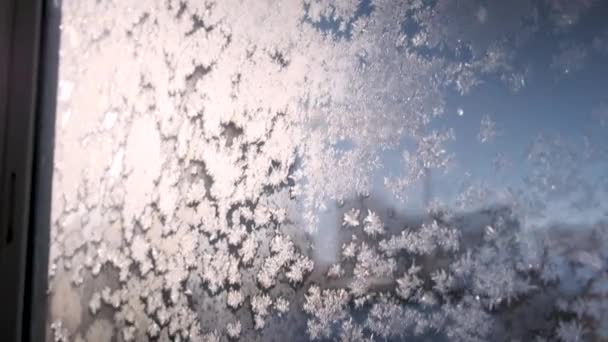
[{"xmin": 0, "ymin": 0, "xmax": 60, "ymax": 341}]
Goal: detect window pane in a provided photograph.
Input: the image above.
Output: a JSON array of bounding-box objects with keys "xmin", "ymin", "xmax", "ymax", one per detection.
[{"xmin": 48, "ymin": 1, "xmax": 608, "ymax": 341}]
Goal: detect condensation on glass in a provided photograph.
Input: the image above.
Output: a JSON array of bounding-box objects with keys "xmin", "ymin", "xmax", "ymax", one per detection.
[{"xmin": 48, "ymin": 1, "xmax": 608, "ymax": 341}]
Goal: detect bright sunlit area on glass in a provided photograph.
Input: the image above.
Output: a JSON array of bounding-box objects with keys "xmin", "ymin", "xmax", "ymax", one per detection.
[{"xmin": 48, "ymin": 1, "xmax": 608, "ymax": 341}]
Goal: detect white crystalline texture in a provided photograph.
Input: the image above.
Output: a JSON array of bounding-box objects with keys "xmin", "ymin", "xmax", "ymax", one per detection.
[
  {"xmin": 303, "ymin": 285, "xmax": 350, "ymax": 340},
  {"xmin": 101, "ymin": 287, "xmax": 121, "ymax": 309},
  {"xmin": 122, "ymin": 326, "xmax": 136, "ymax": 342},
  {"xmin": 341, "ymin": 241, "xmax": 358, "ymax": 260},
  {"xmin": 343, "ymin": 209, "xmax": 361, "ymax": 228},
  {"xmin": 365, "ymin": 298, "xmax": 411, "ymax": 339},
  {"xmin": 239, "ymin": 235, "xmax": 257, "ymax": 265},
  {"xmin": 227, "ymin": 224, "xmax": 247, "ymax": 246},
  {"xmin": 201, "ymin": 240, "xmax": 232, "ymax": 294},
  {"xmin": 258, "ymin": 234, "xmax": 297, "ymax": 288},
  {"xmin": 286, "ymin": 254, "xmax": 314, "ymax": 285},
  {"xmin": 130, "ymin": 235, "xmax": 152, "ymax": 275},
  {"xmin": 226, "ymin": 321, "xmax": 242, "ymax": 339},
  {"xmin": 251, "ymin": 294, "xmax": 273, "ymax": 330},
  {"xmin": 363, "ymin": 209, "xmax": 384, "ymax": 236},
  {"xmin": 202, "ymin": 330, "xmax": 221, "ymax": 342},
  {"xmin": 270, "ymin": 234, "xmax": 295, "ymax": 256},
  {"xmin": 339, "ymin": 319, "xmax": 365, "ymax": 342},
  {"xmin": 147, "ymin": 321, "xmax": 160, "ymax": 338},
  {"xmin": 431, "ymin": 269, "xmax": 454, "ymax": 294},
  {"xmin": 351, "ymin": 243, "xmax": 396, "ymax": 296},
  {"xmin": 327, "ymin": 264, "xmax": 344, "ymax": 278},
  {"xmin": 396, "ymin": 262, "xmax": 423, "ymax": 301},
  {"xmin": 226, "ymin": 289, "xmax": 243, "ymax": 309},
  {"xmin": 51, "ymin": 320, "xmax": 69, "ymax": 342},
  {"xmin": 89, "ymin": 291, "xmax": 102, "ymax": 315},
  {"xmin": 274, "ymin": 297, "xmax": 290, "ymax": 316},
  {"xmin": 385, "ymin": 129, "xmax": 456, "ymax": 202},
  {"xmin": 417, "ymin": 130, "xmax": 456, "ymax": 171},
  {"xmin": 379, "ymin": 220, "xmax": 460, "ymax": 256}
]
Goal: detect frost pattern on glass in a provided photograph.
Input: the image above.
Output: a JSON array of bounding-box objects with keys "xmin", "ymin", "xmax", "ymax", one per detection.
[{"xmin": 49, "ymin": 0, "xmax": 608, "ymax": 341}]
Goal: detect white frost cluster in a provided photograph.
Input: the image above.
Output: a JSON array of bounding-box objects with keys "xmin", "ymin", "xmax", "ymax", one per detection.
[
  {"xmin": 363, "ymin": 209, "xmax": 384, "ymax": 237},
  {"xmin": 303, "ymin": 285, "xmax": 351, "ymax": 339},
  {"xmin": 251, "ymin": 294, "xmax": 273, "ymax": 330},
  {"xmin": 343, "ymin": 208, "xmax": 361, "ymax": 228},
  {"xmin": 226, "ymin": 321, "xmax": 241, "ymax": 339}
]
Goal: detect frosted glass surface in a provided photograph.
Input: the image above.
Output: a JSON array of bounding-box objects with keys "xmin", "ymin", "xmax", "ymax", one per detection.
[{"xmin": 48, "ymin": 1, "xmax": 608, "ymax": 341}]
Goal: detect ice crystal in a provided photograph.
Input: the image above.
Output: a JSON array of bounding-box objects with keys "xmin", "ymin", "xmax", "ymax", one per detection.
[
  {"xmin": 339, "ymin": 319, "xmax": 366, "ymax": 342},
  {"xmin": 431, "ymin": 269, "xmax": 454, "ymax": 294},
  {"xmin": 274, "ymin": 297, "xmax": 290, "ymax": 317},
  {"xmin": 365, "ymin": 297, "xmax": 410, "ymax": 339},
  {"xmin": 89, "ymin": 291, "xmax": 102, "ymax": 315},
  {"xmin": 239, "ymin": 235, "xmax": 258, "ymax": 265},
  {"xmin": 327, "ymin": 263, "xmax": 345, "ymax": 278},
  {"xmin": 251, "ymin": 294, "xmax": 273, "ymax": 330},
  {"xmin": 286, "ymin": 254, "xmax": 314, "ymax": 285},
  {"xmin": 342, "ymin": 240, "xmax": 358, "ymax": 260},
  {"xmin": 303, "ymin": 285, "xmax": 350, "ymax": 339},
  {"xmin": 396, "ymin": 262, "xmax": 423, "ymax": 301},
  {"xmin": 50, "ymin": 320, "xmax": 69, "ymax": 342},
  {"xmin": 226, "ymin": 289, "xmax": 243, "ymax": 309},
  {"xmin": 363, "ymin": 209, "xmax": 385, "ymax": 236},
  {"xmin": 379, "ymin": 220, "xmax": 460, "ymax": 256},
  {"xmin": 343, "ymin": 208, "xmax": 361, "ymax": 228},
  {"xmin": 226, "ymin": 321, "xmax": 241, "ymax": 339},
  {"xmin": 353, "ymin": 244, "xmax": 396, "ymax": 294}
]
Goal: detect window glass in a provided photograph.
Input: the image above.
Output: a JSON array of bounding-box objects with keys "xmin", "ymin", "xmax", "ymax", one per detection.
[{"xmin": 48, "ymin": 1, "xmax": 608, "ymax": 341}]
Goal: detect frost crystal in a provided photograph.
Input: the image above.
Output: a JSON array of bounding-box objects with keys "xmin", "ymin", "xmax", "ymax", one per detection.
[
  {"xmin": 251, "ymin": 294, "xmax": 273, "ymax": 330},
  {"xmin": 239, "ymin": 235, "xmax": 257, "ymax": 265},
  {"xmin": 342, "ymin": 241, "xmax": 358, "ymax": 260},
  {"xmin": 431, "ymin": 269, "xmax": 454, "ymax": 294},
  {"xmin": 274, "ymin": 297, "xmax": 290, "ymax": 316},
  {"xmin": 226, "ymin": 289, "xmax": 243, "ymax": 309},
  {"xmin": 352, "ymin": 243, "xmax": 396, "ymax": 296},
  {"xmin": 89, "ymin": 291, "xmax": 102, "ymax": 315},
  {"xmin": 363, "ymin": 209, "xmax": 385, "ymax": 236},
  {"xmin": 50, "ymin": 320, "xmax": 69, "ymax": 342},
  {"xmin": 339, "ymin": 319, "xmax": 366, "ymax": 342},
  {"xmin": 343, "ymin": 208, "xmax": 361, "ymax": 228},
  {"xmin": 327, "ymin": 264, "xmax": 344, "ymax": 278},
  {"xmin": 365, "ymin": 297, "xmax": 411, "ymax": 339},
  {"xmin": 226, "ymin": 321, "xmax": 241, "ymax": 339},
  {"xmin": 396, "ymin": 262, "xmax": 423, "ymax": 301},
  {"xmin": 286, "ymin": 254, "xmax": 314, "ymax": 285},
  {"xmin": 303, "ymin": 285, "xmax": 350, "ymax": 339}
]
